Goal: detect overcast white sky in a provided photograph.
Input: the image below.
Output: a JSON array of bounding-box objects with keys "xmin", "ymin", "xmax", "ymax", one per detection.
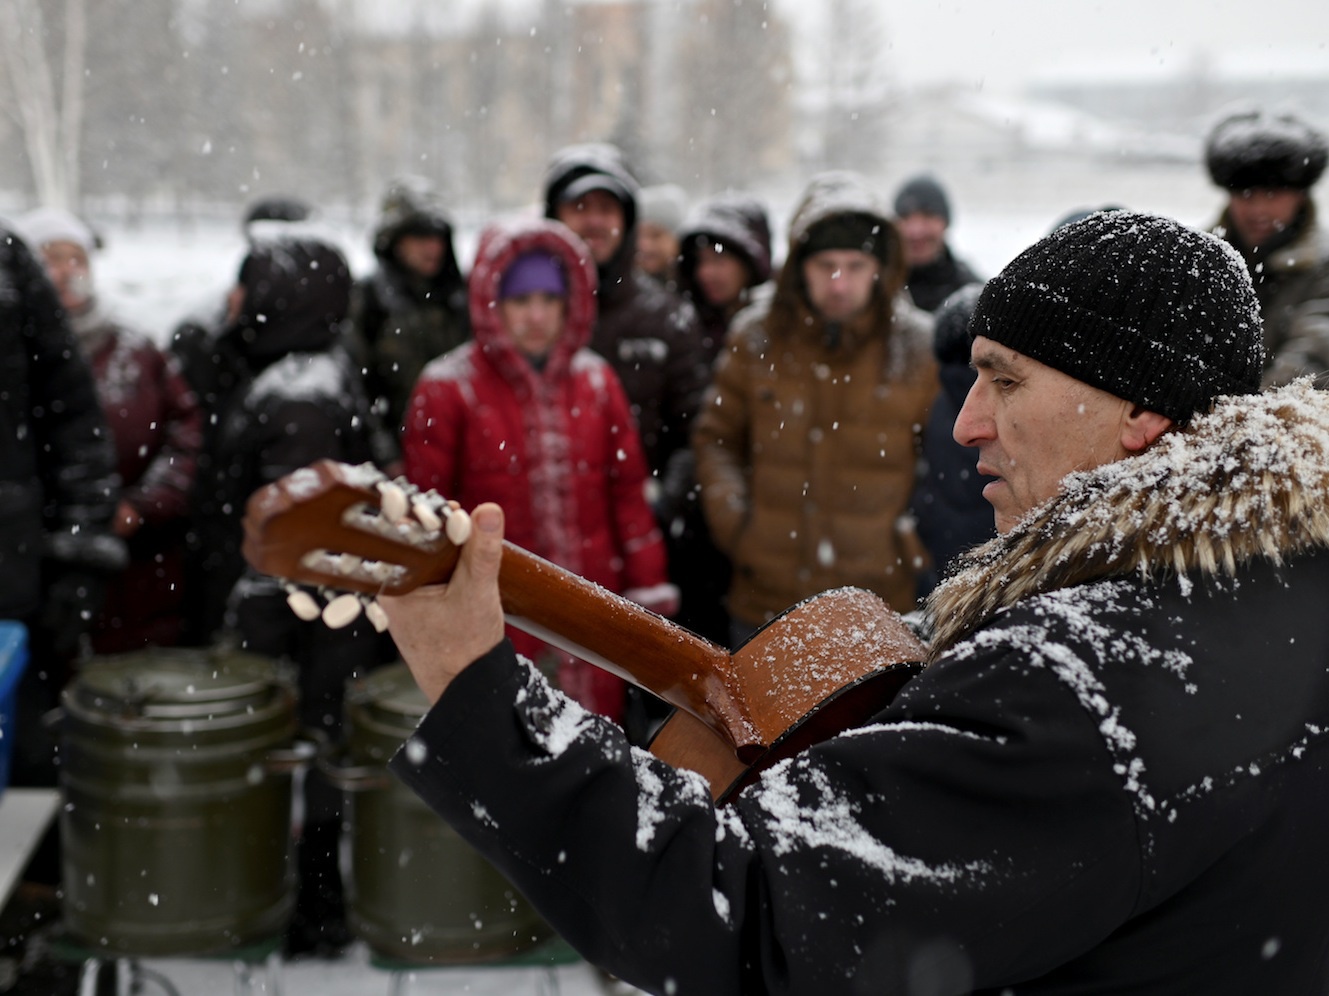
[
  {"xmin": 773, "ymin": 0, "xmax": 1329, "ymax": 93},
  {"xmin": 443, "ymin": 0, "xmax": 1327, "ymax": 95}
]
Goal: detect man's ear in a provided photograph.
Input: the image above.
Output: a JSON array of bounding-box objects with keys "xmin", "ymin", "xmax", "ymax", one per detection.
[{"xmin": 1121, "ymin": 406, "xmax": 1172, "ymax": 453}]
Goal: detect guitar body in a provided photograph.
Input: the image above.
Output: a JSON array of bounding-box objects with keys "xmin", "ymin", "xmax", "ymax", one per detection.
[
  {"xmin": 241, "ymin": 460, "xmax": 927, "ymax": 803},
  {"xmin": 649, "ymin": 589, "xmax": 924, "ymax": 802}
]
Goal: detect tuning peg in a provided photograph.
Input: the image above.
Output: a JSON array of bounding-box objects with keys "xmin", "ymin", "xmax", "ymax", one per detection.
[
  {"xmin": 413, "ymin": 500, "xmax": 442, "ymax": 533},
  {"xmin": 365, "ymin": 599, "xmax": 389, "ymax": 633},
  {"xmin": 445, "ymin": 508, "xmax": 472, "ymax": 545},
  {"xmin": 322, "ymin": 592, "xmax": 363, "ymax": 629},
  {"xmin": 377, "ymin": 481, "xmax": 409, "ymax": 523},
  {"xmin": 286, "ymin": 587, "xmax": 322, "ymax": 622},
  {"xmin": 335, "ymin": 552, "xmax": 363, "ymax": 577}
]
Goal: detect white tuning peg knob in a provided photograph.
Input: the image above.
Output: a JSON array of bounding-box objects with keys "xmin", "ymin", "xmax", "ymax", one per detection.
[
  {"xmin": 365, "ymin": 600, "xmax": 390, "ymax": 633},
  {"xmin": 445, "ymin": 508, "xmax": 472, "ymax": 545},
  {"xmin": 378, "ymin": 481, "xmax": 409, "ymax": 523},
  {"xmin": 287, "ymin": 589, "xmax": 321, "ymax": 622},
  {"xmin": 322, "ymin": 592, "xmax": 363, "ymax": 629},
  {"xmin": 413, "ymin": 500, "xmax": 442, "ymax": 533}
]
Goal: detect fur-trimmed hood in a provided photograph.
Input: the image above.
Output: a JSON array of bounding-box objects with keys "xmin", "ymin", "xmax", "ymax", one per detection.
[{"xmin": 923, "ymin": 379, "xmax": 1329, "ymax": 657}]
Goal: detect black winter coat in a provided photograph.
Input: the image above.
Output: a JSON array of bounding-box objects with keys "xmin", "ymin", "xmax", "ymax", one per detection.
[
  {"xmin": 904, "ymin": 244, "xmax": 983, "ymax": 313},
  {"xmin": 912, "ymin": 283, "xmax": 994, "ymax": 593},
  {"xmin": 543, "ymin": 145, "xmax": 711, "ymax": 509},
  {"xmin": 191, "ymin": 234, "xmax": 386, "ymax": 642},
  {"xmin": 0, "ymin": 228, "xmax": 121, "ymax": 619},
  {"xmin": 392, "ymin": 381, "xmax": 1329, "ymax": 995}
]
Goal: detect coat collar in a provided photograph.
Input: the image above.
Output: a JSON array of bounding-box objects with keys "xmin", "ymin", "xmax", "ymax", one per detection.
[{"xmin": 923, "ymin": 380, "xmax": 1329, "ymax": 657}]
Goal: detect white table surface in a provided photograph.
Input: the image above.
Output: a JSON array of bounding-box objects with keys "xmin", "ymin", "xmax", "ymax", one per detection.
[{"xmin": 0, "ymin": 787, "xmax": 61, "ymax": 909}]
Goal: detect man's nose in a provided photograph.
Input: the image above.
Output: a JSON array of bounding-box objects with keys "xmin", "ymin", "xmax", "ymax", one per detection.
[{"xmin": 952, "ymin": 378, "xmax": 990, "ymax": 448}]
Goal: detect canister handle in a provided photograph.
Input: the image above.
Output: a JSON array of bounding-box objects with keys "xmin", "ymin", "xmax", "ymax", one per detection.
[
  {"xmin": 264, "ymin": 728, "xmax": 328, "ymax": 774},
  {"xmin": 316, "ymin": 751, "xmax": 393, "ymax": 792}
]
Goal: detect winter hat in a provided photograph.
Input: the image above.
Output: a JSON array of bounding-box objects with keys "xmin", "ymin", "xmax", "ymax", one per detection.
[
  {"xmin": 893, "ymin": 175, "xmax": 951, "ymax": 224},
  {"xmin": 638, "ymin": 184, "xmax": 688, "ymax": 232},
  {"xmin": 969, "ymin": 211, "xmax": 1264, "ymax": 423},
  {"xmin": 19, "ymin": 207, "xmax": 97, "ymax": 254},
  {"xmin": 932, "ymin": 282, "xmax": 986, "ymax": 367},
  {"xmin": 679, "ymin": 194, "xmax": 774, "ymax": 283},
  {"xmin": 1205, "ymin": 109, "xmax": 1328, "ymax": 191},
  {"xmin": 499, "ymin": 251, "xmax": 567, "ymax": 300},
  {"xmin": 373, "ymin": 176, "xmax": 454, "ymax": 257},
  {"xmin": 800, "ymin": 212, "xmax": 885, "ymax": 261},
  {"xmin": 243, "ymin": 195, "xmax": 313, "ymax": 227},
  {"xmin": 233, "ymin": 234, "xmax": 352, "ymax": 363},
  {"xmin": 543, "ymin": 144, "xmax": 640, "ymax": 227}
]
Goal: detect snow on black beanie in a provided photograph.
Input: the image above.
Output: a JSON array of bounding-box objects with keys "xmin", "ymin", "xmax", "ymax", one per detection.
[
  {"xmin": 1205, "ymin": 109, "xmax": 1327, "ymax": 191},
  {"xmin": 969, "ymin": 211, "xmax": 1265, "ymax": 423}
]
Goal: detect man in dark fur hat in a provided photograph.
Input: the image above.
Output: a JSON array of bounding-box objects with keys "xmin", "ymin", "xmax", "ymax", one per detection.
[
  {"xmin": 375, "ymin": 210, "xmax": 1329, "ymax": 993},
  {"xmin": 1205, "ymin": 107, "xmax": 1329, "ymax": 386}
]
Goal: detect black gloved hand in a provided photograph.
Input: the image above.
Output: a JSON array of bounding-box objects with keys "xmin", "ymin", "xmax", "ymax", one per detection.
[{"xmin": 39, "ymin": 570, "xmax": 106, "ymax": 658}]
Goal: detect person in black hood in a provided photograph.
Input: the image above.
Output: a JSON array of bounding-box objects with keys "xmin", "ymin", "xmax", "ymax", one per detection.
[
  {"xmin": 192, "ymin": 229, "xmax": 395, "ymax": 958},
  {"xmin": 349, "ymin": 176, "xmax": 469, "ymax": 444},
  {"xmin": 542, "ymin": 144, "xmax": 709, "ymax": 492},
  {"xmin": 543, "ymin": 143, "xmax": 712, "ymax": 737},
  {"xmin": 173, "ymin": 196, "xmax": 318, "ymax": 646},
  {"xmin": 667, "ymin": 193, "xmax": 775, "ymax": 646},
  {"xmin": 675, "ymin": 192, "xmax": 773, "ymax": 361}
]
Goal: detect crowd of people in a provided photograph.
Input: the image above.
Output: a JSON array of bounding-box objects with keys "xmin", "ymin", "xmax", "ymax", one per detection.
[{"xmin": 2, "ymin": 103, "xmax": 1328, "ymax": 988}]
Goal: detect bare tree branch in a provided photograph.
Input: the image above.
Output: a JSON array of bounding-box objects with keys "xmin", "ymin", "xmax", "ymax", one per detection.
[{"xmin": 0, "ymin": 0, "xmax": 70, "ymax": 206}]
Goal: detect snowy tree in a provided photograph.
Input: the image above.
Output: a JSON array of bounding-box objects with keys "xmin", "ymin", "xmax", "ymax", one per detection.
[
  {"xmin": 813, "ymin": 0, "xmax": 894, "ymax": 175},
  {"xmin": 0, "ymin": 0, "xmax": 87, "ymax": 208},
  {"xmin": 80, "ymin": 0, "xmax": 189, "ymax": 216},
  {"xmin": 674, "ymin": 0, "xmax": 793, "ymax": 192}
]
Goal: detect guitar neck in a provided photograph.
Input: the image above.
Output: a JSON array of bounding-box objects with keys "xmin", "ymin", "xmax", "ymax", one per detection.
[
  {"xmin": 241, "ymin": 461, "xmax": 763, "ymax": 757},
  {"xmin": 494, "ymin": 546, "xmax": 763, "ymax": 758}
]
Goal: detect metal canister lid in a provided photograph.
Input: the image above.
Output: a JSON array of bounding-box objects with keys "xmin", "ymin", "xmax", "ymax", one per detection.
[
  {"xmin": 66, "ymin": 647, "xmax": 286, "ymax": 722},
  {"xmin": 346, "ymin": 662, "xmax": 428, "ymax": 733}
]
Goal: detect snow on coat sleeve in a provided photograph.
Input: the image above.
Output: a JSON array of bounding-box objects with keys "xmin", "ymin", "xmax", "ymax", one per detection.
[{"xmin": 389, "ymin": 627, "xmax": 1143, "ymax": 995}]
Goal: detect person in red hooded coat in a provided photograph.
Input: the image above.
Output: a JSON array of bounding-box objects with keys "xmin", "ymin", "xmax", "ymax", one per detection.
[{"xmin": 402, "ymin": 217, "xmax": 675, "ymax": 723}]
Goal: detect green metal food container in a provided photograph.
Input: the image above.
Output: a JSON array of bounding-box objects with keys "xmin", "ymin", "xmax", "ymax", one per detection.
[
  {"xmin": 336, "ymin": 662, "xmax": 552, "ymax": 963},
  {"xmin": 58, "ymin": 647, "xmax": 305, "ymax": 956}
]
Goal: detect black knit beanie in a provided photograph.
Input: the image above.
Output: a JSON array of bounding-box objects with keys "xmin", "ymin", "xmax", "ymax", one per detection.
[
  {"xmin": 800, "ymin": 213, "xmax": 886, "ymax": 264},
  {"xmin": 893, "ymin": 175, "xmax": 951, "ymax": 224},
  {"xmin": 1205, "ymin": 109, "xmax": 1327, "ymax": 191},
  {"xmin": 969, "ymin": 211, "xmax": 1265, "ymax": 423}
]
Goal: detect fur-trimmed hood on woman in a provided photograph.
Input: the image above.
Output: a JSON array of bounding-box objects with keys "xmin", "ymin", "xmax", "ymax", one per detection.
[{"xmin": 923, "ymin": 379, "xmax": 1329, "ymax": 658}]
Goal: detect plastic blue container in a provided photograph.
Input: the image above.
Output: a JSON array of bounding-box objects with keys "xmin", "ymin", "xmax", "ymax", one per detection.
[{"xmin": 0, "ymin": 621, "xmax": 29, "ymax": 797}]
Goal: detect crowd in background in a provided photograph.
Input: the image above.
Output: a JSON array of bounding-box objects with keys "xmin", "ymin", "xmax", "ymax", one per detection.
[{"xmin": 1, "ymin": 103, "xmax": 1326, "ymax": 962}]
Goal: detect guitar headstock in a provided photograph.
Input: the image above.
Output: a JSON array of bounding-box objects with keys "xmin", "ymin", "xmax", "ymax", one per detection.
[{"xmin": 242, "ymin": 460, "xmax": 472, "ymax": 627}]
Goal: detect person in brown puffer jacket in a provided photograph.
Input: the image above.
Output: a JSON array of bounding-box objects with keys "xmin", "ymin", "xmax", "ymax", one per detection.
[{"xmin": 692, "ymin": 171, "xmax": 939, "ymax": 644}]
